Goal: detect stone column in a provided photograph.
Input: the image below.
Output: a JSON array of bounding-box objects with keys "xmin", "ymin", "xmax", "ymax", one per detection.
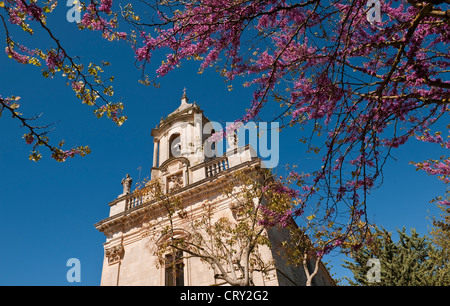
[
  {"xmin": 184, "ymin": 165, "xmax": 189, "ymax": 187},
  {"xmin": 193, "ymin": 113, "xmax": 203, "ymax": 160},
  {"xmin": 153, "ymin": 140, "xmax": 159, "ymax": 168},
  {"xmin": 181, "ymin": 123, "xmax": 188, "ymax": 156}
]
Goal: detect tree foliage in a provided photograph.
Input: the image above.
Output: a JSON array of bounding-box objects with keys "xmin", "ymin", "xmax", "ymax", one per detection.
[
  {"xmin": 0, "ymin": 0, "xmax": 127, "ymax": 161},
  {"xmin": 428, "ymin": 203, "xmax": 450, "ymax": 283},
  {"xmin": 343, "ymin": 225, "xmax": 450, "ymax": 285}
]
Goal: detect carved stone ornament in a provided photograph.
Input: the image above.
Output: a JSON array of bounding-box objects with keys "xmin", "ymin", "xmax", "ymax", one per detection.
[
  {"xmin": 229, "ymin": 202, "xmax": 246, "ymax": 221},
  {"xmin": 105, "ymin": 245, "xmax": 124, "ymax": 265},
  {"xmin": 167, "ymin": 173, "xmax": 184, "ymax": 193}
]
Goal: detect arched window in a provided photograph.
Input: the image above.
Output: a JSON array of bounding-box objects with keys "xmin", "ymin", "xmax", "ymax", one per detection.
[
  {"xmin": 157, "ymin": 230, "xmax": 189, "ymax": 286},
  {"xmin": 210, "ymin": 129, "xmax": 216, "ymax": 153},
  {"xmin": 165, "ymin": 251, "xmax": 184, "ymax": 286},
  {"xmin": 169, "ymin": 133, "xmax": 181, "ymax": 158}
]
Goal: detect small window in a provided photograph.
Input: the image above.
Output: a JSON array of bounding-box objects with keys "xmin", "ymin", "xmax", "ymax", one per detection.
[{"xmin": 165, "ymin": 251, "xmax": 184, "ymax": 286}]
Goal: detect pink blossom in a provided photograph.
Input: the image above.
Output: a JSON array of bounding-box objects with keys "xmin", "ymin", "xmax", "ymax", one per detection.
[
  {"xmin": 45, "ymin": 50, "xmax": 63, "ymax": 70},
  {"xmin": 5, "ymin": 46, "xmax": 28, "ymax": 64},
  {"xmin": 98, "ymin": 0, "xmax": 113, "ymax": 14}
]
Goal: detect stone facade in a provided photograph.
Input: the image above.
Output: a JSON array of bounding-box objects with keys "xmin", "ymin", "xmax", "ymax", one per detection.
[{"xmin": 94, "ymin": 93, "xmax": 335, "ymax": 286}]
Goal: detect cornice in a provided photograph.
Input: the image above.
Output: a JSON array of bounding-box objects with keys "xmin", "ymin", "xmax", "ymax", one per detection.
[{"xmin": 151, "ymin": 109, "xmax": 208, "ymax": 138}]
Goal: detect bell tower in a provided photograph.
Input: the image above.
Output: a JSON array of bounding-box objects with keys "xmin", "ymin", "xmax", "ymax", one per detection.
[{"xmin": 150, "ymin": 90, "xmax": 210, "ymax": 193}]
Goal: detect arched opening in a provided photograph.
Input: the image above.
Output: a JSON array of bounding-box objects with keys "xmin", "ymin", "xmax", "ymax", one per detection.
[
  {"xmin": 169, "ymin": 133, "xmax": 181, "ymax": 158},
  {"xmin": 165, "ymin": 251, "xmax": 184, "ymax": 286},
  {"xmin": 156, "ymin": 229, "xmax": 190, "ymax": 286},
  {"xmin": 210, "ymin": 129, "xmax": 216, "ymax": 153}
]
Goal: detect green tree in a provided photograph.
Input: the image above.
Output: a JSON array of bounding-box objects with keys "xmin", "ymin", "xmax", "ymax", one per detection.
[
  {"xmin": 429, "ymin": 204, "xmax": 450, "ymax": 255},
  {"xmin": 428, "ymin": 204, "xmax": 450, "ymax": 285},
  {"xmin": 343, "ymin": 226, "xmax": 449, "ymax": 286}
]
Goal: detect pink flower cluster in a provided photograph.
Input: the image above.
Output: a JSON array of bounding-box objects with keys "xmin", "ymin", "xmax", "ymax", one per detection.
[
  {"xmin": 207, "ymin": 121, "xmax": 244, "ymax": 143},
  {"xmin": 51, "ymin": 149, "xmax": 79, "ymax": 162},
  {"xmin": 262, "ymin": 182, "xmax": 299, "ymax": 199},
  {"xmin": 80, "ymin": 2, "xmax": 126, "ymax": 41},
  {"xmin": 45, "ymin": 50, "xmax": 64, "ymax": 70},
  {"xmin": 8, "ymin": 1, "xmax": 43, "ymax": 22},
  {"xmin": 81, "ymin": 5, "xmax": 111, "ymax": 31},
  {"xmin": 415, "ymin": 159, "xmax": 450, "ymax": 185},
  {"xmin": 98, "ymin": 0, "xmax": 113, "ymax": 14},
  {"xmin": 258, "ymin": 206, "xmax": 293, "ymax": 228},
  {"xmin": 50, "ymin": 146, "xmax": 91, "ymax": 162},
  {"xmin": 5, "ymin": 46, "xmax": 28, "ymax": 64},
  {"xmin": 71, "ymin": 81, "xmax": 84, "ymax": 92}
]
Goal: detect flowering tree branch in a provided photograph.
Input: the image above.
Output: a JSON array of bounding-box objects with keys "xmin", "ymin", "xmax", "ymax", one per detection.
[
  {"xmin": 86, "ymin": 0, "xmax": 448, "ymax": 274},
  {"xmin": 0, "ymin": 0, "xmax": 127, "ymax": 161}
]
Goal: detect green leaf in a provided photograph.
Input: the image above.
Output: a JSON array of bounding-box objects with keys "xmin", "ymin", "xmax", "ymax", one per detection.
[
  {"xmin": 306, "ymin": 214, "xmax": 315, "ymax": 221},
  {"xmin": 29, "ymin": 151, "xmax": 42, "ymax": 162}
]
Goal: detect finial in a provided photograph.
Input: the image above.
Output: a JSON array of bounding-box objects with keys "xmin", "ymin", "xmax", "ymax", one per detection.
[{"xmin": 181, "ymin": 87, "xmax": 189, "ymax": 104}]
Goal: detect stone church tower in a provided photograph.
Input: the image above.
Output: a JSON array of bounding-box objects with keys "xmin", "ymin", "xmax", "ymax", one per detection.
[{"xmin": 94, "ymin": 92, "xmax": 334, "ymax": 286}]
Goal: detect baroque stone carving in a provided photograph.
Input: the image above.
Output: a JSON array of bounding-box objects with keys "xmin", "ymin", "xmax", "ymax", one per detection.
[
  {"xmin": 105, "ymin": 245, "xmax": 124, "ymax": 265},
  {"xmin": 168, "ymin": 173, "xmax": 184, "ymax": 193},
  {"xmin": 230, "ymin": 201, "xmax": 246, "ymax": 221}
]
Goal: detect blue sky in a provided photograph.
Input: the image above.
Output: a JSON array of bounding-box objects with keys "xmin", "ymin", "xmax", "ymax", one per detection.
[{"xmin": 0, "ymin": 5, "xmax": 446, "ymax": 285}]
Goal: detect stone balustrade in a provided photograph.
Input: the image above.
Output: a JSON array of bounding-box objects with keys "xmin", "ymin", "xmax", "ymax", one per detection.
[
  {"xmin": 126, "ymin": 192, "xmax": 144, "ymax": 210},
  {"xmin": 204, "ymin": 156, "xmax": 229, "ymax": 177}
]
